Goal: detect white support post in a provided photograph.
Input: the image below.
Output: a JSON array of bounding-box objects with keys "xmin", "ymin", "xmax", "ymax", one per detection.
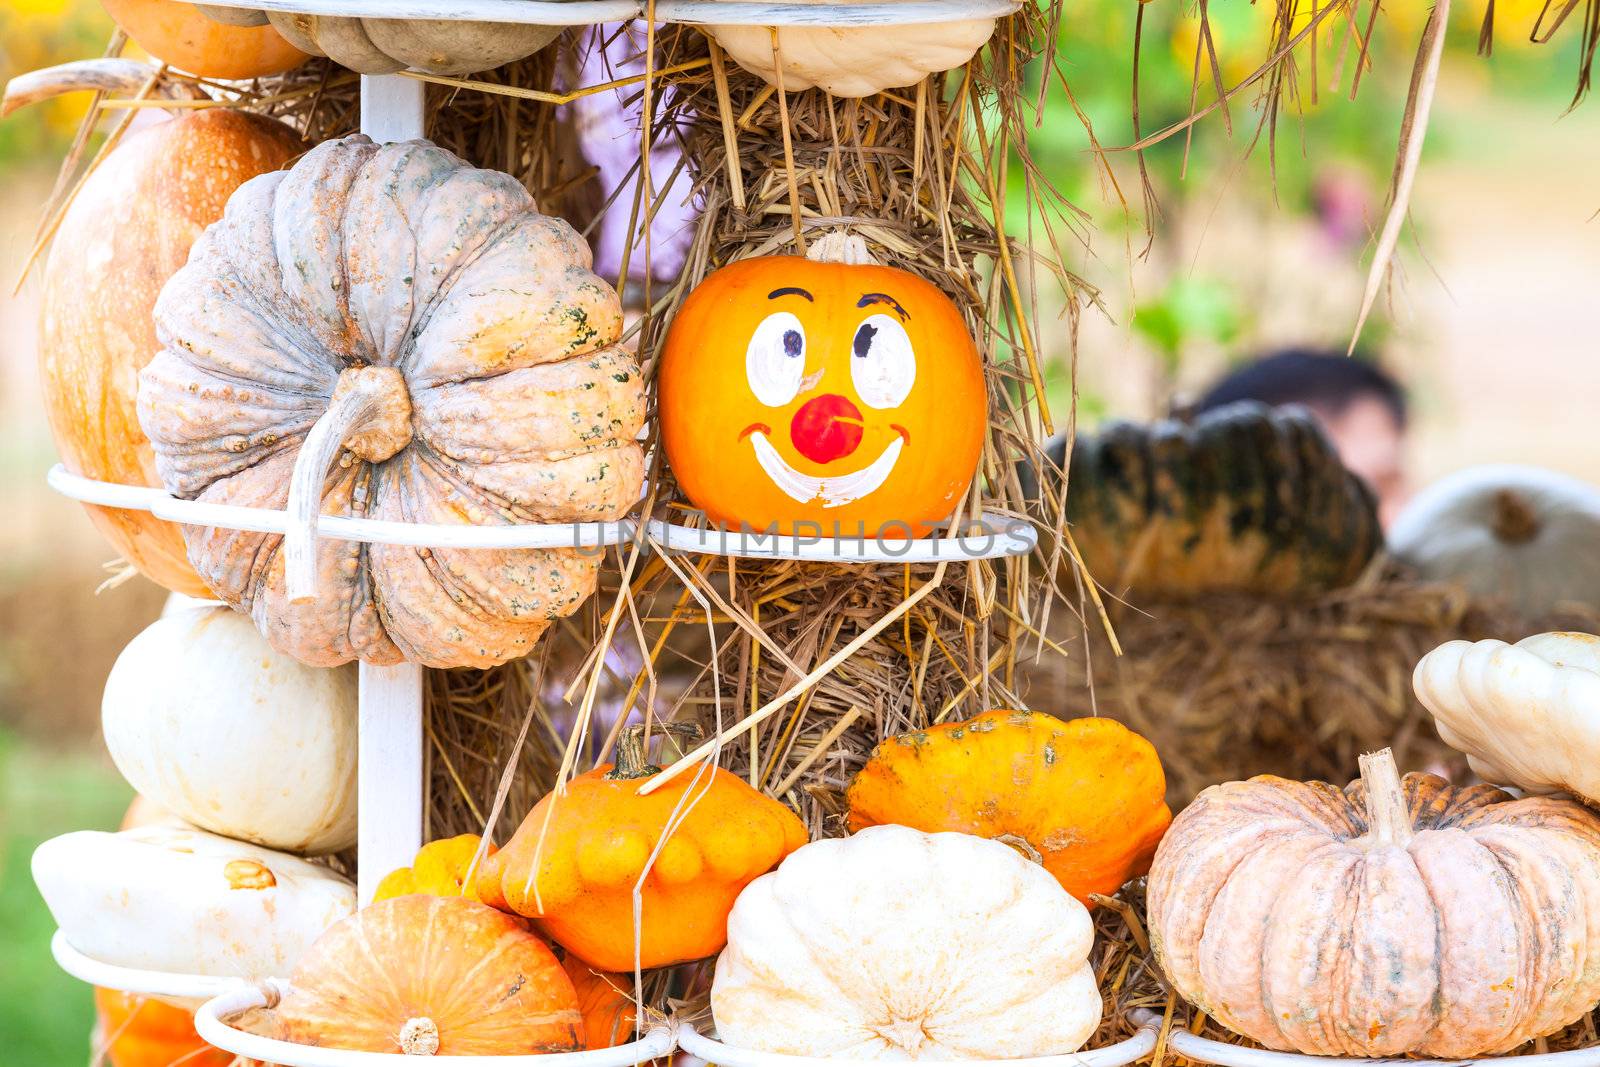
[{"xmin": 355, "ymin": 73, "xmax": 428, "ymax": 906}]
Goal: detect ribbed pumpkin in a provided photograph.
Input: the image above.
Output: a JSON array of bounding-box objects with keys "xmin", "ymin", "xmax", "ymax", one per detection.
[
  {"xmin": 1148, "ymin": 748, "xmax": 1600, "ymax": 1058},
  {"xmin": 140, "ymin": 135, "xmax": 646, "ymax": 668},
  {"xmin": 659, "ymin": 233, "xmax": 985, "ymax": 537},
  {"xmin": 103, "ymin": 0, "xmax": 307, "ymax": 79},
  {"xmin": 476, "ymin": 726, "xmax": 808, "ymax": 970},
  {"xmin": 271, "ymin": 895, "xmax": 582, "ymax": 1056},
  {"xmin": 1060, "ymin": 401, "xmax": 1381, "ymax": 598},
  {"xmin": 373, "ymin": 833, "xmax": 490, "ymax": 903},
  {"xmin": 19, "ymin": 63, "xmax": 302, "ymax": 597},
  {"xmin": 196, "ymin": 5, "xmax": 562, "ymax": 75},
  {"xmin": 847, "ymin": 710, "xmax": 1171, "ymax": 905},
  {"xmin": 563, "ymin": 955, "xmax": 636, "ymax": 1050},
  {"xmin": 94, "ymin": 988, "xmax": 232, "ymax": 1067}
]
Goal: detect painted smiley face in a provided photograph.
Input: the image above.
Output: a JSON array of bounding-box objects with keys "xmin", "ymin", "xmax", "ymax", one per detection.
[{"xmin": 659, "ymin": 254, "xmax": 986, "ymax": 537}]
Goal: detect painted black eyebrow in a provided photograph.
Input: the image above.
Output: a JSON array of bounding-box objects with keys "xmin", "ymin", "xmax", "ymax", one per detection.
[
  {"xmin": 768, "ymin": 287, "xmax": 814, "ymax": 301},
  {"xmin": 857, "ymin": 292, "xmax": 910, "ymax": 320}
]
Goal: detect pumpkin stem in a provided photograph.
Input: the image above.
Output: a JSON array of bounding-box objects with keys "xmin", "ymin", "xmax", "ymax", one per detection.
[
  {"xmin": 805, "ymin": 230, "xmax": 878, "ymax": 266},
  {"xmin": 1, "ymin": 59, "xmax": 208, "ymax": 119},
  {"xmin": 398, "ymin": 1016, "xmax": 440, "ymax": 1056},
  {"xmin": 994, "ymin": 832, "xmax": 1045, "ymax": 866},
  {"xmin": 1491, "ymin": 488, "xmax": 1541, "ymax": 545},
  {"xmin": 607, "ymin": 722, "xmax": 702, "ymax": 780},
  {"xmin": 285, "ymin": 366, "xmax": 414, "ymax": 604},
  {"xmin": 1357, "ymin": 748, "xmax": 1414, "ymax": 849}
]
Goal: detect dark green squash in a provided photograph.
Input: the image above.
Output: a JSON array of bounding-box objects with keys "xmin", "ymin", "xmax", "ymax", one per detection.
[{"xmin": 1055, "ymin": 402, "xmax": 1381, "ymax": 597}]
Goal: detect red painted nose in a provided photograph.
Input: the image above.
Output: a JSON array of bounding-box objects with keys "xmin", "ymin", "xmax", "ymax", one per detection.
[{"xmin": 790, "ymin": 394, "xmax": 864, "ymax": 464}]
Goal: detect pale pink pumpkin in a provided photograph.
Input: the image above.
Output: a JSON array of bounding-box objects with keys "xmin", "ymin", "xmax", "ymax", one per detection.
[{"xmin": 1148, "ymin": 748, "xmax": 1600, "ymax": 1058}]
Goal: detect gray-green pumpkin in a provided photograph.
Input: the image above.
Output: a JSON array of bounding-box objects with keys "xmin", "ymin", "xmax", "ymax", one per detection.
[{"xmin": 1054, "ymin": 402, "xmax": 1381, "ymax": 598}]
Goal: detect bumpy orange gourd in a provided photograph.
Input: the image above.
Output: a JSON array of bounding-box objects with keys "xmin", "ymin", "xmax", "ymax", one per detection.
[
  {"xmin": 373, "ymin": 833, "xmax": 490, "ymax": 903},
  {"xmin": 659, "ymin": 233, "xmax": 985, "ymax": 537},
  {"xmin": 477, "ymin": 726, "xmax": 808, "ymax": 970},
  {"xmin": 846, "ymin": 710, "xmax": 1172, "ymax": 905},
  {"xmin": 141, "ymin": 135, "xmax": 646, "ymax": 668},
  {"xmin": 22, "ymin": 65, "xmax": 302, "ymax": 597},
  {"xmin": 1149, "ymin": 749, "xmax": 1600, "ymax": 1058},
  {"xmin": 563, "ymin": 954, "xmax": 636, "ymax": 1049},
  {"xmin": 94, "ymin": 988, "xmax": 231, "ymax": 1067},
  {"xmin": 102, "ymin": 0, "xmax": 308, "ymax": 79},
  {"xmin": 272, "ymin": 895, "xmax": 581, "ymax": 1055}
]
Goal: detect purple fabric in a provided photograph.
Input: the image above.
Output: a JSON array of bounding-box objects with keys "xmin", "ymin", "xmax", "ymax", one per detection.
[{"xmin": 570, "ymin": 24, "xmax": 698, "ymax": 286}]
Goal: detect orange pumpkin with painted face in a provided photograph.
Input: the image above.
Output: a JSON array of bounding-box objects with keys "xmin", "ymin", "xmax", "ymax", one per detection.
[{"xmin": 659, "ymin": 234, "xmax": 986, "ymax": 538}]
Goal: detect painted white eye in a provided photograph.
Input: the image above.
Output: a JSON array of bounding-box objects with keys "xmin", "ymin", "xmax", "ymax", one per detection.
[
  {"xmin": 849, "ymin": 313, "xmax": 916, "ymax": 409},
  {"xmin": 745, "ymin": 311, "xmax": 807, "ymax": 408}
]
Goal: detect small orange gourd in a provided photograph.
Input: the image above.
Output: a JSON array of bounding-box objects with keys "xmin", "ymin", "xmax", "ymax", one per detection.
[
  {"xmin": 476, "ymin": 725, "xmax": 808, "ymax": 971},
  {"xmin": 562, "ymin": 954, "xmax": 637, "ymax": 1050},
  {"xmin": 373, "ymin": 833, "xmax": 490, "ymax": 903},
  {"xmin": 101, "ymin": 0, "xmax": 308, "ymax": 79},
  {"xmin": 659, "ymin": 233, "xmax": 986, "ymax": 537},
  {"xmin": 94, "ymin": 988, "xmax": 232, "ymax": 1067},
  {"xmin": 846, "ymin": 709, "xmax": 1172, "ymax": 905},
  {"xmin": 271, "ymin": 895, "xmax": 581, "ymax": 1056}
]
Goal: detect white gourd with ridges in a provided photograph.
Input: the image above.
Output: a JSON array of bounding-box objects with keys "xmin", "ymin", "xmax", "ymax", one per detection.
[
  {"xmin": 704, "ymin": 3, "xmax": 998, "ymax": 98},
  {"xmin": 1415, "ymin": 630, "xmax": 1600, "ymax": 804},
  {"xmin": 103, "ymin": 605, "xmax": 357, "ymax": 854},
  {"xmin": 711, "ymin": 825, "xmax": 1101, "ymax": 1060},
  {"xmin": 32, "ymin": 825, "xmax": 354, "ymax": 981}
]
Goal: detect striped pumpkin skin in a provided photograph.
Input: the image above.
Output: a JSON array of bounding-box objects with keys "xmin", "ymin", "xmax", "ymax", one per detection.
[
  {"xmin": 1061, "ymin": 402, "xmax": 1380, "ymax": 598},
  {"xmin": 272, "ymin": 895, "xmax": 582, "ymax": 1056},
  {"xmin": 1148, "ymin": 755, "xmax": 1600, "ymax": 1058}
]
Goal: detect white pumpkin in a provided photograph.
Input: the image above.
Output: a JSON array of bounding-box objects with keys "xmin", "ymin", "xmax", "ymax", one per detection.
[
  {"xmin": 33, "ymin": 825, "xmax": 354, "ymax": 979},
  {"xmin": 1389, "ymin": 464, "xmax": 1600, "ymax": 616},
  {"xmin": 711, "ymin": 825, "xmax": 1101, "ymax": 1059},
  {"xmin": 704, "ymin": 4, "xmax": 998, "ymax": 98},
  {"xmin": 1415, "ymin": 631, "xmax": 1600, "ymax": 803},
  {"xmin": 103, "ymin": 606, "xmax": 357, "ymax": 854}
]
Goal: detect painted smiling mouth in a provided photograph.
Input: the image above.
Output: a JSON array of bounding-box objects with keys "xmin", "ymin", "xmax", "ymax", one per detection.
[{"xmin": 746, "ymin": 430, "xmax": 905, "ymax": 508}]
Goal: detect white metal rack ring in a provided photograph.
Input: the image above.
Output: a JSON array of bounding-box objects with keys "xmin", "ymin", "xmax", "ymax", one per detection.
[
  {"xmin": 675, "ymin": 1021, "xmax": 1161, "ymax": 1067},
  {"xmin": 194, "ymin": 981, "xmax": 677, "ymax": 1067},
  {"xmin": 1123, "ymin": 1010, "xmax": 1600, "ymax": 1067},
  {"xmin": 195, "ymin": 1, "xmax": 1020, "ymax": 27},
  {"xmin": 50, "ymin": 465, "xmax": 1036, "ymax": 562},
  {"xmin": 50, "ymin": 929, "xmax": 252, "ymax": 1005}
]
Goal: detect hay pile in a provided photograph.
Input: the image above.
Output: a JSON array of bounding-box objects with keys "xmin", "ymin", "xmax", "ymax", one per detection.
[{"xmin": 1031, "ymin": 567, "xmax": 1600, "ymax": 806}]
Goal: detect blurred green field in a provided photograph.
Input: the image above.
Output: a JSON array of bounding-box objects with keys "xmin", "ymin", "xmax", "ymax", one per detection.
[{"xmin": 0, "ymin": 729, "xmax": 131, "ymax": 1064}]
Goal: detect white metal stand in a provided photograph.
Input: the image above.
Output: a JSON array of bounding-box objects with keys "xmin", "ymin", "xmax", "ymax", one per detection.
[{"xmin": 355, "ymin": 74, "xmax": 427, "ymax": 905}]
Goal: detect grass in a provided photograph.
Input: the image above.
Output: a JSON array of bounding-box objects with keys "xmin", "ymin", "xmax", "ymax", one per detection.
[{"xmin": 0, "ymin": 727, "xmax": 131, "ymax": 1066}]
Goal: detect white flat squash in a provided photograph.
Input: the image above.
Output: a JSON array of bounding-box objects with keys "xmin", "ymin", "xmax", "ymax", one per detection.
[
  {"xmin": 711, "ymin": 825, "xmax": 1101, "ymax": 1060},
  {"xmin": 33, "ymin": 825, "xmax": 354, "ymax": 979},
  {"xmin": 102, "ymin": 606, "xmax": 357, "ymax": 854},
  {"xmin": 704, "ymin": 4, "xmax": 997, "ymax": 98},
  {"xmin": 1415, "ymin": 631, "xmax": 1600, "ymax": 804}
]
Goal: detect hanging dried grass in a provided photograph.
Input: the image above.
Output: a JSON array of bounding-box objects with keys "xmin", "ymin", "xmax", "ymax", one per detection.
[{"xmin": 1029, "ymin": 568, "xmax": 1600, "ymax": 807}]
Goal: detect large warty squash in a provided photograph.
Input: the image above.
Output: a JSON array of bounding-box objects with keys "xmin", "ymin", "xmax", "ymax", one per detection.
[
  {"xmin": 139, "ymin": 135, "xmax": 646, "ymax": 668},
  {"xmin": 1059, "ymin": 401, "xmax": 1381, "ymax": 598}
]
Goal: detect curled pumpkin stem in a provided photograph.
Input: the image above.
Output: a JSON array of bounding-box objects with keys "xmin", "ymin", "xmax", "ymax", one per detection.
[
  {"xmin": 0, "ymin": 59, "xmax": 206, "ymax": 119},
  {"xmin": 285, "ymin": 366, "xmax": 413, "ymax": 604}
]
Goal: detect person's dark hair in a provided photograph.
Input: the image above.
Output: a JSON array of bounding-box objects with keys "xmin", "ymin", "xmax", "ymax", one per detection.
[{"xmin": 1192, "ymin": 348, "xmax": 1407, "ymax": 428}]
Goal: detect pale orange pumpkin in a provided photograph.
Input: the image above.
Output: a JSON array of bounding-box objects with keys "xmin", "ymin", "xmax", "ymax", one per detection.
[
  {"xmin": 94, "ymin": 988, "xmax": 232, "ymax": 1067},
  {"xmin": 659, "ymin": 233, "xmax": 986, "ymax": 537},
  {"xmin": 271, "ymin": 894, "xmax": 582, "ymax": 1055},
  {"xmin": 102, "ymin": 0, "xmax": 308, "ymax": 79},
  {"xmin": 476, "ymin": 725, "xmax": 808, "ymax": 970},
  {"xmin": 17, "ymin": 62, "xmax": 302, "ymax": 597}
]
